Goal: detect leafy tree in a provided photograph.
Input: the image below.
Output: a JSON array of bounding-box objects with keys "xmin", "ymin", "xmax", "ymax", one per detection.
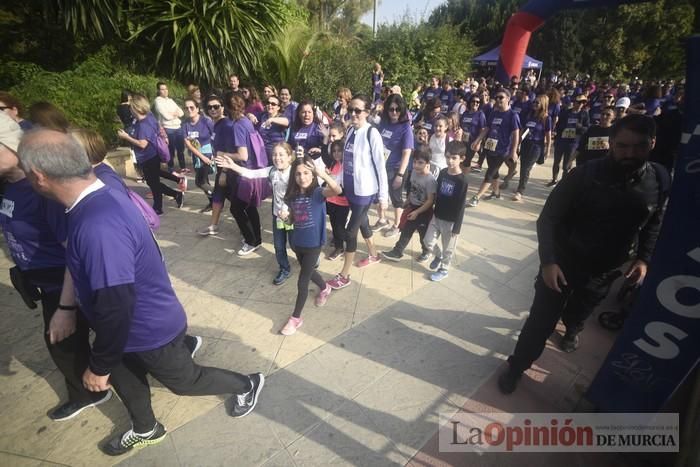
[
  {"xmin": 296, "ymin": 0, "xmax": 374, "ymax": 35},
  {"xmin": 368, "ymin": 22, "xmax": 477, "ymax": 93}
]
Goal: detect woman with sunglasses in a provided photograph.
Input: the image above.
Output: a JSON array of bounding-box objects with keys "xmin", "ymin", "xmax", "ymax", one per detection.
[
  {"xmin": 468, "ymin": 89, "xmax": 521, "ymax": 207},
  {"xmin": 326, "ymin": 94, "xmax": 389, "ymax": 291},
  {"xmin": 183, "ymin": 98, "xmax": 215, "ymax": 210},
  {"xmin": 198, "ymin": 96, "xmax": 234, "ymax": 235},
  {"xmin": 259, "ymin": 95, "xmax": 290, "ymax": 162},
  {"xmin": 510, "ymin": 94, "xmax": 552, "ymax": 202},
  {"xmin": 459, "ymin": 95, "xmax": 487, "ymax": 171},
  {"xmin": 377, "ymin": 93, "xmax": 414, "ymax": 238}
]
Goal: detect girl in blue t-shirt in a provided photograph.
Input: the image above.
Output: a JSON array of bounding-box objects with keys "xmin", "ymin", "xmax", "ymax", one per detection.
[{"xmin": 279, "ymin": 156, "xmax": 342, "ymax": 336}]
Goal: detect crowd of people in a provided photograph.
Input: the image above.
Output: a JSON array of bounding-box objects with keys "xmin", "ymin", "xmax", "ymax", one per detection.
[{"xmin": 0, "ymin": 67, "xmax": 682, "ymax": 455}]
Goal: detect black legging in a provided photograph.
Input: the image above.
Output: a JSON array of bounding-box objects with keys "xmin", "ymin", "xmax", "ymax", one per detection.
[
  {"xmin": 552, "ymin": 142, "xmax": 576, "ymax": 181},
  {"xmin": 327, "ymin": 202, "xmax": 349, "ymax": 249},
  {"xmin": 228, "ymin": 174, "xmax": 262, "ymax": 246},
  {"xmin": 141, "ymin": 156, "xmax": 180, "ymax": 212},
  {"xmin": 344, "ymin": 203, "xmax": 373, "ymax": 253},
  {"xmin": 293, "ymin": 246, "xmax": 325, "ymax": 318}
]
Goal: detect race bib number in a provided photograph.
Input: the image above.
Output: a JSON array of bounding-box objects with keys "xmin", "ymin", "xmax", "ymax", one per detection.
[
  {"xmin": 561, "ymin": 127, "xmax": 577, "ymax": 139},
  {"xmin": 484, "ymin": 138, "xmax": 498, "ymax": 152},
  {"xmin": 587, "ymin": 136, "xmax": 609, "ymax": 151}
]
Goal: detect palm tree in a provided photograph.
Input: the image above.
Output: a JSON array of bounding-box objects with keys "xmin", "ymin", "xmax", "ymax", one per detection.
[
  {"xmin": 261, "ymin": 22, "xmax": 325, "ymax": 94},
  {"xmin": 128, "ymin": 0, "xmax": 288, "ymax": 86}
]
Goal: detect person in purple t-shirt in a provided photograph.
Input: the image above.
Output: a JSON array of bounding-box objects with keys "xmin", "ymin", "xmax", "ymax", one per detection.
[
  {"xmin": 288, "ymin": 100, "xmax": 327, "ymax": 159},
  {"xmin": 279, "ymin": 87, "xmax": 298, "ymax": 129},
  {"xmin": 18, "ymin": 129, "xmax": 266, "ymax": 456},
  {"xmin": 377, "ymin": 94, "xmax": 414, "ymax": 238},
  {"xmin": 372, "ymin": 63, "xmax": 384, "ymax": 102},
  {"xmin": 468, "ymin": 89, "xmax": 521, "ymax": 207},
  {"xmin": 258, "ymin": 94, "xmax": 290, "ymax": 160},
  {"xmin": 0, "ymin": 115, "xmax": 111, "ymax": 422},
  {"xmin": 182, "ymin": 98, "xmax": 215, "ymax": 209},
  {"xmin": 117, "ymin": 94, "xmax": 184, "ymax": 215},
  {"xmin": 459, "ymin": 95, "xmax": 487, "ymax": 170},
  {"xmin": 509, "ymin": 94, "xmax": 552, "ymax": 202},
  {"xmin": 218, "ymin": 94, "xmax": 265, "ymax": 256}
]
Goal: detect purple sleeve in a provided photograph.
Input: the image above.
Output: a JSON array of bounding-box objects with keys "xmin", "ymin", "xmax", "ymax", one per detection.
[
  {"xmin": 402, "ymin": 123, "xmax": 414, "ymax": 150},
  {"xmin": 233, "ymin": 119, "xmax": 251, "ymax": 150},
  {"xmin": 478, "ymin": 112, "xmax": 487, "ymax": 131},
  {"xmin": 512, "ymin": 112, "xmax": 521, "ymax": 130}
]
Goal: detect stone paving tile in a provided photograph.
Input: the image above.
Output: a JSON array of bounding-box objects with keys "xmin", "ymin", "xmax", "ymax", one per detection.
[
  {"xmin": 0, "ymin": 451, "xmax": 68, "ymax": 466},
  {"xmin": 285, "ymin": 401, "xmax": 408, "ymax": 467}
]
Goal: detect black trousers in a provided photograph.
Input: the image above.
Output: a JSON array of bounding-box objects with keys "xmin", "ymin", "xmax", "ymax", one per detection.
[
  {"xmin": 393, "ymin": 208, "xmax": 432, "ymax": 255},
  {"xmin": 141, "ymin": 156, "xmax": 179, "ymax": 213},
  {"xmin": 552, "ymin": 142, "xmax": 576, "ymax": 181},
  {"xmin": 507, "ymin": 266, "xmax": 618, "ymax": 374},
  {"xmin": 292, "ymin": 246, "xmax": 325, "ymax": 317},
  {"xmin": 228, "ymin": 175, "xmax": 262, "ymax": 246},
  {"xmin": 327, "ymin": 202, "xmax": 349, "ymax": 249},
  {"xmin": 24, "ymin": 268, "xmax": 107, "ymax": 405},
  {"xmin": 516, "ymin": 140, "xmax": 544, "ymax": 194},
  {"xmin": 109, "ymin": 329, "xmax": 251, "ymax": 432}
]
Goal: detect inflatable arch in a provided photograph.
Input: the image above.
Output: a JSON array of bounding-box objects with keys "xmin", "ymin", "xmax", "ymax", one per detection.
[{"xmin": 496, "ymin": 0, "xmax": 648, "ymax": 84}]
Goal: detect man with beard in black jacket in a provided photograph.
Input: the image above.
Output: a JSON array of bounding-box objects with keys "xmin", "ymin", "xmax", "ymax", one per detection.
[{"xmin": 498, "ymin": 114, "xmax": 670, "ymax": 394}]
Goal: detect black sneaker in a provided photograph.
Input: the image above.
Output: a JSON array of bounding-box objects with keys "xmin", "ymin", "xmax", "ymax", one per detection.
[
  {"xmin": 416, "ymin": 252, "xmax": 430, "ymax": 263},
  {"xmin": 381, "ymin": 250, "xmax": 403, "ymax": 262},
  {"xmin": 560, "ymin": 333, "xmax": 580, "ymax": 353},
  {"xmin": 184, "ymin": 335, "xmax": 203, "ymax": 359},
  {"xmin": 273, "ymin": 269, "xmax": 291, "ymax": 286},
  {"xmin": 49, "ymin": 390, "xmax": 112, "ymax": 421},
  {"xmin": 231, "ymin": 373, "xmax": 265, "ymax": 418},
  {"xmin": 101, "ymin": 422, "xmax": 167, "ymax": 456},
  {"xmin": 175, "ymin": 192, "xmax": 184, "ymax": 208},
  {"xmin": 484, "ymin": 192, "xmax": 501, "ymax": 200},
  {"xmin": 545, "ymin": 180, "xmax": 558, "ymax": 187},
  {"xmin": 497, "ymin": 368, "xmax": 522, "ymax": 395},
  {"xmin": 429, "ymin": 255, "xmax": 442, "ymax": 271}
]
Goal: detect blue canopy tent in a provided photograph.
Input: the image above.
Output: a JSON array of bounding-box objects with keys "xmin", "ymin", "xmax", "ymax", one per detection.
[{"xmin": 473, "ymin": 46, "xmax": 543, "ymax": 81}]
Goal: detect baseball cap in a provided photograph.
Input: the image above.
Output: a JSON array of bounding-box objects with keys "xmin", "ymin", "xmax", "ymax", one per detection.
[{"xmin": 615, "ymin": 97, "xmax": 631, "ymax": 109}]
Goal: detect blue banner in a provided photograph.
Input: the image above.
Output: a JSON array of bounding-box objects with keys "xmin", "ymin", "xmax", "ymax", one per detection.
[{"xmin": 586, "ymin": 35, "xmax": 700, "ymax": 412}]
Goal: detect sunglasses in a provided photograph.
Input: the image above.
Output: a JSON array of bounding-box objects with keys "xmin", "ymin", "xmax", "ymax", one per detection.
[
  {"xmin": 605, "ymin": 95, "xmax": 614, "ymax": 98},
  {"xmin": 266, "ymin": 102, "xmax": 279, "ymax": 106},
  {"xmin": 470, "ymin": 100, "xmax": 480, "ymax": 104},
  {"xmin": 347, "ymin": 107, "xmax": 366, "ymax": 115},
  {"xmin": 207, "ymin": 104, "xmax": 222, "ymax": 110},
  {"xmin": 387, "ymin": 107, "xmax": 400, "ymax": 112}
]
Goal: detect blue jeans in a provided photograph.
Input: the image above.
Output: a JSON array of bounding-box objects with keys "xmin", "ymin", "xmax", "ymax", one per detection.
[
  {"xmin": 272, "ymin": 215, "xmax": 291, "ymax": 272},
  {"xmin": 165, "ymin": 127, "xmax": 185, "ymax": 170}
]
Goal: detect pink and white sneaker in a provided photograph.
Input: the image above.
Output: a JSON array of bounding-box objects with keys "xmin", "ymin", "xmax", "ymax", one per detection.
[
  {"xmin": 315, "ymin": 285, "xmax": 332, "ymax": 306},
  {"xmin": 280, "ymin": 316, "xmax": 303, "ymax": 336},
  {"xmin": 357, "ymin": 255, "xmax": 381, "ymax": 268},
  {"xmin": 327, "ymin": 274, "xmax": 351, "ymax": 290}
]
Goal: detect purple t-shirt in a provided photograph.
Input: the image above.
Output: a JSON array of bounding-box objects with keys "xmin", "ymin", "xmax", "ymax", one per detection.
[
  {"xmin": 343, "ymin": 132, "xmax": 374, "ymax": 206},
  {"xmin": 133, "ymin": 113, "xmax": 159, "ymax": 163},
  {"xmin": 422, "ymin": 86, "xmax": 441, "ymax": 103},
  {"xmin": 440, "ymin": 89, "xmax": 455, "ymax": 112},
  {"xmin": 0, "ymin": 178, "xmax": 66, "ymax": 271},
  {"xmin": 289, "ymin": 186, "xmax": 327, "ymax": 248},
  {"xmin": 548, "ymin": 102, "xmax": 561, "ymax": 120},
  {"xmin": 232, "ymin": 117, "xmax": 258, "ymax": 169},
  {"xmin": 66, "ymin": 186, "xmax": 187, "ymax": 352},
  {"xmin": 212, "ymin": 117, "xmax": 236, "ymax": 154},
  {"xmin": 379, "ymin": 121, "xmax": 414, "ymax": 169},
  {"xmin": 94, "ymin": 163, "xmax": 128, "ymax": 195},
  {"xmin": 290, "ymin": 122, "xmax": 324, "ymax": 153},
  {"xmin": 523, "ymin": 114, "xmax": 552, "ymax": 143},
  {"xmin": 459, "ymin": 110, "xmax": 487, "ymax": 142},
  {"xmin": 511, "ymin": 99, "xmax": 531, "ymax": 116},
  {"xmin": 258, "ymin": 111, "xmax": 287, "ymax": 150},
  {"xmin": 183, "ymin": 117, "xmax": 214, "ymax": 153},
  {"xmin": 485, "ymin": 109, "xmax": 521, "ymax": 157}
]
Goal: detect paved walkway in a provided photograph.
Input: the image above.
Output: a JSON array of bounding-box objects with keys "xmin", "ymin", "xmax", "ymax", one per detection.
[{"xmin": 0, "ymin": 160, "xmax": 623, "ymax": 466}]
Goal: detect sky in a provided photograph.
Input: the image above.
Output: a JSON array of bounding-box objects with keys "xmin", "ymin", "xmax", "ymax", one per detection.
[{"xmin": 360, "ymin": 0, "xmax": 443, "ymax": 27}]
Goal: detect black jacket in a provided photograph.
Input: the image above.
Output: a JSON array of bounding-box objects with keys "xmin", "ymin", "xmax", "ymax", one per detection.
[{"xmin": 537, "ymin": 157, "xmax": 668, "ymax": 274}]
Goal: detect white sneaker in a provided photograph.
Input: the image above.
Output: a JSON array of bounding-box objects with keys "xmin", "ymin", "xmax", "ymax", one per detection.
[
  {"xmin": 198, "ymin": 225, "xmax": 219, "ymax": 236},
  {"xmin": 237, "ymin": 242, "xmax": 260, "ymax": 256}
]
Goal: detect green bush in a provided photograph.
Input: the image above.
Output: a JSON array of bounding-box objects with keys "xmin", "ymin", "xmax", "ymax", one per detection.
[
  {"xmin": 7, "ymin": 47, "xmax": 187, "ymax": 146},
  {"xmin": 298, "ymin": 38, "xmax": 371, "ymax": 108}
]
